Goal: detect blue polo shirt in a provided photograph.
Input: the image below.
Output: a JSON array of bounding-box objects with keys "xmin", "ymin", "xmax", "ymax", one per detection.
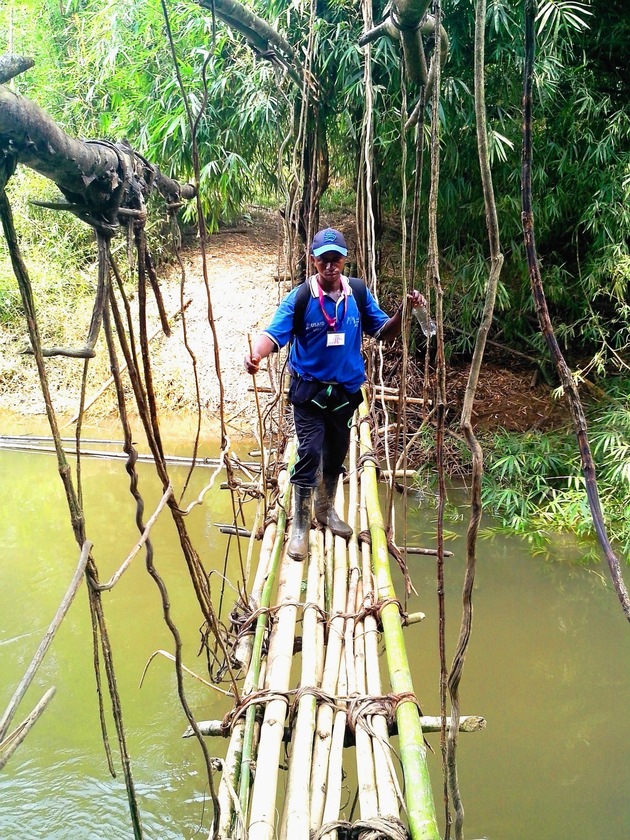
[{"xmin": 263, "ymin": 276, "xmax": 389, "ymax": 393}]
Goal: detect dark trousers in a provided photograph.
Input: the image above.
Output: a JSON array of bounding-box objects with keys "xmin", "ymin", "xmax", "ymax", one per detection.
[
  {"xmin": 288, "ymin": 377, "xmax": 362, "ymax": 487},
  {"xmin": 291, "ymin": 399, "xmax": 356, "ymax": 487}
]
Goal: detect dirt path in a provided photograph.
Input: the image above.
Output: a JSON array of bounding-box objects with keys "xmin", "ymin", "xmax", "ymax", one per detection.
[{"xmin": 150, "ymin": 210, "xmax": 283, "ymax": 431}]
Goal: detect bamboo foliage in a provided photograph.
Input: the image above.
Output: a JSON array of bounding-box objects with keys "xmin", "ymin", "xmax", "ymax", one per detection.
[{"xmin": 521, "ymin": 0, "xmax": 630, "ymax": 622}]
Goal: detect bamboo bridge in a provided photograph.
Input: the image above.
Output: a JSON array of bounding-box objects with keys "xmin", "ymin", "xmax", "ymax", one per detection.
[{"xmin": 188, "ymin": 400, "xmax": 485, "ymax": 840}]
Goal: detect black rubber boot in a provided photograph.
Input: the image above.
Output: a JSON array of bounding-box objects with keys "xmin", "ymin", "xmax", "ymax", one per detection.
[
  {"xmin": 314, "ymin": 474, "xmax": 353, "ymax": 540},
  {"xmin": 287, "ymin": 485, "xmax": 312, "ymax": 560}
]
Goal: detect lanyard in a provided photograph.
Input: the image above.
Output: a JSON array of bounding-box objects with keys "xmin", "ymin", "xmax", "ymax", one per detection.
[{"xmin": 317, "ymin": 283, "xmax": 347, "ymax": 332}]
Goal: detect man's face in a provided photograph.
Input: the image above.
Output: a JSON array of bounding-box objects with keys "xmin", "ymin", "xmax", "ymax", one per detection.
[{"xmin": 312, "ymin": 251, "xmax": 346, "ymax": 286}]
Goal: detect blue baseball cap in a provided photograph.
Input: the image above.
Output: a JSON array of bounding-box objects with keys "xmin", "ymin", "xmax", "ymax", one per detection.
[{"xmin": 311, "ymin": 228, "xmax": 348, "ymax": 257}]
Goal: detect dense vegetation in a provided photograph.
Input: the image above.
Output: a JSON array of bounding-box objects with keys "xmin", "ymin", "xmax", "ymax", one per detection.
[
  {"xmin": 482, "ymin": 384, "xmax": 630, "ymax": 559},
  {"xmin": 1, "ymin": 0, "xmax": 628, "ymax": 555}
]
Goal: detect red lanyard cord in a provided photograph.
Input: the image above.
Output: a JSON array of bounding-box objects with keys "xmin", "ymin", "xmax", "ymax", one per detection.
[{"xmin": 317, "ymin": 283, "xmax": 347, "ymax": 332}]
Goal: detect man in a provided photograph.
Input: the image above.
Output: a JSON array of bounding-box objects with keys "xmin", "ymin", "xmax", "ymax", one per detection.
[{"xmin": 244, "ymin": 227, "xmax": 425, "ymax": 560}]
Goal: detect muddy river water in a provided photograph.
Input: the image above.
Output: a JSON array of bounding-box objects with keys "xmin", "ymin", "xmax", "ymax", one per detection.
[{"xmin": 1, "ymin": 422, "xmax": 629, "ymax": 839}]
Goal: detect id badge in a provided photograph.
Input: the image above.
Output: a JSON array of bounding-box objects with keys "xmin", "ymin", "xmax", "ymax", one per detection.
[{"xmin": 327, "ymin": 332, "xmax": 345, "ymax": 347}]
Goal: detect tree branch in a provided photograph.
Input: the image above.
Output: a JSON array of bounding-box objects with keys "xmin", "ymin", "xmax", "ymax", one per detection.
[
  {"xmin": 0, "ymin": 53, "xmax": 34, "ymax": 84},
  {"xmin": 0, "ymin": 86, "xmax": 196, "ymax": 226}
]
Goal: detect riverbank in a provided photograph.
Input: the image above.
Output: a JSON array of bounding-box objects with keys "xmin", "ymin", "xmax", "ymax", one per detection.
[
  {"xmin": 0, "ymin": 207, "xmax": 567, "ymax": 442},
  {"xmin": 0, "ymin": 209, "xmax": 282, "ymax": 436}
]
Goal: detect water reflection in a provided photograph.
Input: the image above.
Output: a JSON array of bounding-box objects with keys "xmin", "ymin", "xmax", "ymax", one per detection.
[{"xmin": 1, "ymin": 432, "xmax": 629, "ymax": 839}]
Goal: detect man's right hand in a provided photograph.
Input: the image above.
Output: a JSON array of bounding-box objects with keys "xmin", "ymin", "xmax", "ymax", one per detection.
[{"xmin": 244, "ymin": 353, "xmax": 261, "ymax": 374}]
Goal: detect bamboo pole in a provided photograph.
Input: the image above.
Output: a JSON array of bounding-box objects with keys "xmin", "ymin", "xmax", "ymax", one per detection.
[
  {"xmin": 190, "ymin": 713, "xmax": 486, "ymax": 741},
  {"xmin": 214, "ymin": 505, "xmax": 276, "ymax": 838},
  {"xmin": 347, "ymin": 423, "xmax": 379, "ymax": 820},
  {"xmin": 233, "ymin": 520, "xmax": 278, "ymax": 671},
  {"xmin": 344, "ymin": 436, "xmax": 361, "ymax": 699},
  {"xmin": 314, "ymin": 528, "xmax": 327, "ymax": 686},
  {"xmin": 237, "ymin": 441, "xmax": 296, "ymax": 822},
  {"xmin": 324, "ymin": 527, "xmax": 334, "ymax": 615},
  {"xmin": 248, "ymin": 333, "xmax": 268, "ymax": 521},
  {"xmin": 352, "ymin": 582, "xmax": 379, "ymax": 819},
  {"xmin": 0, "ymin": 440, "xmax": 258, "ymax": 470},
  {"xmin": 359, "ymin": 401, "xmax": 440, "ymax": 840},
  {"xmin": 320, "ymin": 656, "xmax": 348, "ymax": 839},
  {"xmin": 244, "ymin": 497, "xmax": 265, "ymax": 583},
  {"xmin": 374, "ymin": 393, "xmax": 426, "ymax": 405},
  {"xmin": 310, "ymin": 480, "xmax": 349, "ymax": 831},
  {"xmin": 216, "ymin": 720, "xmax": 246, "ymax": 839},
  {"xmin": 281, "ymin": 529, "xmax": 326, "ymax": 839},
  {"xmin": 218, "ymin": 509, "xmax": 278, "ymax": 839},
  {"xmin": 247, "ymin": 525, "xmax": 305, "ymax": 839},
  {"xmin": 359, "ymin": 477, "xmax": 401, "ymax": 820}
]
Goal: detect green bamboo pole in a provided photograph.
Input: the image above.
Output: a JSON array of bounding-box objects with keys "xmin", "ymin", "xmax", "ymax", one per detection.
[
  {"xmin": 358, "ymin": 401, "xmax": 440, "ymax": 840},
  {"xmin": 237, "ymin": 440, "xmax": 297, "ymax": 821},
  {"xmin": 234, "ymin": 520, "xmax": 277, "ymax": 671},
  {"xmin": 360, "ymin": 472, "xmax": 404, "ymax": 820}
]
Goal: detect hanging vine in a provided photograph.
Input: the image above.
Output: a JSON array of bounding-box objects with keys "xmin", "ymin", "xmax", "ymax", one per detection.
[{"xmin": 447, "ymin": 0, "xmax": 505, "ymax": 834}]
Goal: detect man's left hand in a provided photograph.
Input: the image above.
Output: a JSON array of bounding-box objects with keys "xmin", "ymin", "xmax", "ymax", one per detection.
[{"xmin": 407, "ymin": 290, "xmax": 427, "ymax": 309}]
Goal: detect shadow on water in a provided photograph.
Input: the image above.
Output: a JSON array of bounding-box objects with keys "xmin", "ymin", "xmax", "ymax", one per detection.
[{"xmin": 1, "ymin": 427, "xmax": 629, "ymax": 839}]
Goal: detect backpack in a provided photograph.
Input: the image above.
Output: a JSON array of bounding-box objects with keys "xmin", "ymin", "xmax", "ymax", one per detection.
[{"xmin": 291, "ymin": 276, "xmax": 368, "ymax": 337}]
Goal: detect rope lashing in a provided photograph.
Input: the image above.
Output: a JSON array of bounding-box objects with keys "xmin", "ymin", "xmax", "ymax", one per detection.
[
  {"xmin": 223, "ymin": 684, "xmax": 422, "ymax": 739},
  {"xmin": 356, "ymin": 596, "xmax": 407, "ymax": 630},
  {"xmin": 346, "ymin": 691, "xmax": 422, "ymax": 735},
  {"xmin": 312, "ymin": 816, "xmax": 409, "ymax": 840},
  {"xmin": 357, "ymin": 449, "xmax": 381, "ymax": 478},
  {"xmin": 230, "ymin": 599, "xmax": 328, "ymax": 643}
]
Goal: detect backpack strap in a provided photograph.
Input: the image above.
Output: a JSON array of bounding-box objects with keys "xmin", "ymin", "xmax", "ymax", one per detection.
[
  {"xmin": 348, "ymin": 277, "xmax": 368, "ymax": 318},
  {"xmin": 292, "ymin": 280, "xmax": 312, "ymax": 337},
  {"xmin": 292, "ymin": 276, "xmax": 368, "ymax": 336}
]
